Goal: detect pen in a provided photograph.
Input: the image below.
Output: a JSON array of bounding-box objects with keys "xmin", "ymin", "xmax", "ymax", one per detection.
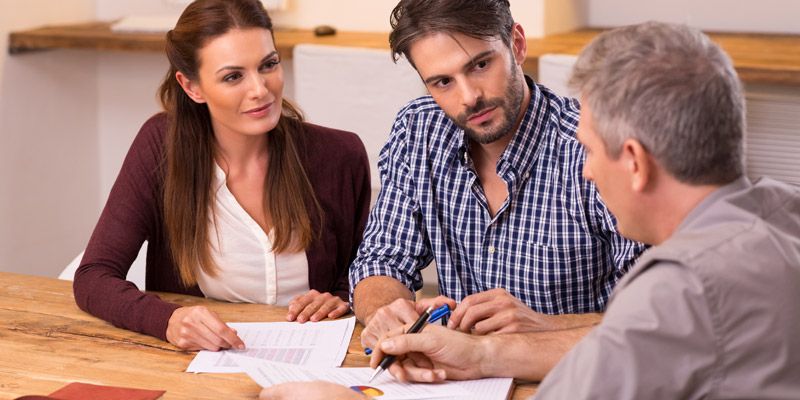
[
  {"xmin": 428, "ymin": 304, "xmax": 450, "ymax": 324},
  {"xmin": 363, "ymin": 304, "xmax": 451, "ymax": 356},
  {"xmin": 368, "ymin": 306, "xmax": 433, "ymax": 383}
]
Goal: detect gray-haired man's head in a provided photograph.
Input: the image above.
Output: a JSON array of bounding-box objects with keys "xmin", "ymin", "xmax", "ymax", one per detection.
[{"xmin": 570, "ymin": 21, "xmax": 745, "ymax": 185}]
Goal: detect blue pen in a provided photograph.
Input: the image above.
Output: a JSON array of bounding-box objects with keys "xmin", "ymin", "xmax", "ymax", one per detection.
[
  {"xmin": 428, "ymin": 304, "xmax": 451, "ymax": 324},
  {"xmin": 364, "ymin": 304, "xmax": 451, "ymax": 355}
]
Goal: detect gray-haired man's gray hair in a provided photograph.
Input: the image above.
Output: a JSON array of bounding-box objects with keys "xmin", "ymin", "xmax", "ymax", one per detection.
[{"xmin": 569, "ymin": 21, "xmax": 745, "ymax": 185}]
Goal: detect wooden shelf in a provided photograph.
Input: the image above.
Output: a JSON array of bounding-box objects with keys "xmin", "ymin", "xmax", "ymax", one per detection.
[
  {"xmin": 9, "ymin": 22, "xmax": 800, "ymax": 86},
  {"xmin": 524, "ymin": 29, "xmax": 800, "ymax": 87},
  {"xmin": 7, "ymin": 21, "xmax": 391, "ymax": 58}
]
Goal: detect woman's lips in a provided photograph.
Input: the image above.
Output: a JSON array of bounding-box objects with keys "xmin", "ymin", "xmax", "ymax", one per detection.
[{"xmin": 244, "ymin": 103, "xmax": 271, "ymax": 117}]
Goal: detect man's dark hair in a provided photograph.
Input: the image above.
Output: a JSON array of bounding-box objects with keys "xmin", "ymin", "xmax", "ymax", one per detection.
[{"xmin": 389, "ymin": 0, "xmax": 514, "ymax": 66}]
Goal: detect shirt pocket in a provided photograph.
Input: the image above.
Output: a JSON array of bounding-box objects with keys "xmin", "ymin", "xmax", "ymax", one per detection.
[{"xmin": 510, "ymin": 241, "xmax": 607, "ymax": 314}]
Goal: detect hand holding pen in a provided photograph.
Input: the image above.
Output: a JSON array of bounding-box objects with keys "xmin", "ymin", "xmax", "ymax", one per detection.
[
  {"xmin": 364, "ymin": 304, "xmax": 451, "ymax": 356},
  {"xmin": 367, "ymin": 304, "xmax": 451, "ymax": 382},
  {"xmin": 367, "ymin": 310, "xmax": 488, "ymax": 383}
]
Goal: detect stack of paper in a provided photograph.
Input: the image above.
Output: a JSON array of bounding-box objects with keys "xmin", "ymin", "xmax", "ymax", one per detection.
[
  {"xmin": 185, "ymin": 316, "xmax": 512, "ymax": 399},
  {"xmin": 186, "ymin": 317, "xmax": 355, "ymax": 373}
]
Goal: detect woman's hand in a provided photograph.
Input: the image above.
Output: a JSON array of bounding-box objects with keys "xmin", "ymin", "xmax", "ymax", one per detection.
[
  {"xmin": 286, "ymin": 289, "xmax": 350, "ymax": 323},
  {"xmin": 166, "ymin": 306, "xmax": 245, "ymax": 351}
]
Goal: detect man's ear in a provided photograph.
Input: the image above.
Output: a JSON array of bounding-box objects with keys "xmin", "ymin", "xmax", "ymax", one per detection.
[
  {"xmin": 175, "ymin": 71, "xmax": 206, "ymax": 104},
  {"xmin": 510, "ymin": 23, "xmax": 527, "ymax": 66},
  {"xmin": 621, "ymin": 139, "xmax": 652, "ymax": 192}
]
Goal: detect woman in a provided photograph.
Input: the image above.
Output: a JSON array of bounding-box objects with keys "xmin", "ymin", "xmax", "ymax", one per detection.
[{"xmin": 73, "ymin": 0, "xmax": 371, "ymax": 351}]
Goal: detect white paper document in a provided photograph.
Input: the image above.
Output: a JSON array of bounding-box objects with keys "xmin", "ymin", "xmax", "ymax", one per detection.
[
  {"xmin": 233, "ymin": 355, "xmax": 513, "ymax": 400},
  {"xmin": 186, "ymin": 317, "xmax": 355, "ymax": 373},
  {"xmin": 432, "ymin": 378, "xmax": 515, "ymax": 400}
]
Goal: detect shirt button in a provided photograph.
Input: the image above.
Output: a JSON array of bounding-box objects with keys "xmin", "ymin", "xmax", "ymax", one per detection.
[{"xmin": 488, "ymin": 245, "xmax": 496, "ymax": 254}]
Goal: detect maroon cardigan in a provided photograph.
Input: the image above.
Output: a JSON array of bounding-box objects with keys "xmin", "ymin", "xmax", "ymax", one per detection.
[{"xmin": 74, "ymin": 113, "xmax": 371, "ymax": 341}]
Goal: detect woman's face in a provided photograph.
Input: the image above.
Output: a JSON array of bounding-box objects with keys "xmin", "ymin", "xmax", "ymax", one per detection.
[{"xmin": 178, "ymin": 28, "xmax": 284, "ymax": 138}]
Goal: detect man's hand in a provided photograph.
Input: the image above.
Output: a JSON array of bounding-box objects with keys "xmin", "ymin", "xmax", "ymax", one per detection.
[
  {"xmin": 286, "ymin": 290, "xmax": 350, "ymax": 323},
  {"xmin": 352, "ymin": 276, "xmax": 415, "ymax": 348},
  {"xmin": 360, "ymin": 293, "xmax": 456, "ymax": 349},
  {"xmin": 414, "ymin": 295, "xmax": 457, "ymax": 316},
  {"xmin": 360, "ymin": 298, "xmax": 419, "ymax": 349},
  {"xmin": 260, "ymin": 381, "xmax": 367, "ymax": 400},
  {"xmin": 448, "ymin": 288, "xmax": 566, "ymax": 334},
  {"xmin": 166, "ymin": 306, "xmax": 245, "ymax": 351},
  {"xmin": 371, "ymin": 324, "xmax": 490, "ymax": 382}
]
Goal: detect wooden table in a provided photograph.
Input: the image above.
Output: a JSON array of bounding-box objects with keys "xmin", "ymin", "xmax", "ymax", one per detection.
[
  {"xmin": 8, "ymin": 23, "xmax": 800, "ymax": 86},
  {"xmin": 0, "ymin": 272, "xmax": 537, "ymax": 399}
]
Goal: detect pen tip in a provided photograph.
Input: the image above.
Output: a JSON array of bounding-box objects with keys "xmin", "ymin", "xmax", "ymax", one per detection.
[{"xmin": 368, "ymin": 367, "xmax": 382, "ymax": 383}]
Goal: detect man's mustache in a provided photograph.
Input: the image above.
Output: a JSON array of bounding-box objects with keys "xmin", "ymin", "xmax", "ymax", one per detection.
[{"xmin": 457, "ymin": 97, "xmax": 504, "ymax": 124}]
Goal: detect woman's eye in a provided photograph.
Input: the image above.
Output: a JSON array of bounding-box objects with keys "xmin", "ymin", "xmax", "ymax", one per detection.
[
  {"xmin": 261, "ymin": 60, "xmax": 280, "ymax": 71},
  {"xmin": 223, "ymin": 72, "xmax": 241, "ymax": 82}
]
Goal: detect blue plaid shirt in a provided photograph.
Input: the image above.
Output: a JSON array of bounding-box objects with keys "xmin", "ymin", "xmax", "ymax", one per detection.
[{"xmin": 350, "ymin": 78, "xmax": 646, "ymax": 314}]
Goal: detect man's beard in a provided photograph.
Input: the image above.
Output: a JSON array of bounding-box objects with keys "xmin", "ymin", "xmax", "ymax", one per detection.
[{"xmin": 453, "ymin": 71, "xmax": 525, "ymax": 145}]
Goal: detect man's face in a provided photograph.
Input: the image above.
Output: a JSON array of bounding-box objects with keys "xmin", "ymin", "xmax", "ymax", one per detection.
[
  {"xmin": 577, "ymin": 101, "xmax": 638, "ymax": 240},
  {"xmin": 408, "ymin": 31, "xmax": 525, "ymax": 144}
]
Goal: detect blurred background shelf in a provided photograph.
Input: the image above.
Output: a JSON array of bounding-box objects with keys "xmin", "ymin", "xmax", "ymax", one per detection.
[
  {"xmin": 8, "ymin": 21, "xmax": 391, "ymax": 59},
  {"xmin": 10, "ymin": 23, "xmax": 800, "ymax": 85}
]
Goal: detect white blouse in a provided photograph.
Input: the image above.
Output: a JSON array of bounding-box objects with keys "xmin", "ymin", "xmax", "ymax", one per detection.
[{"xmin": 196, "ymin": 163, "xmax": 310, "ymax": 305}]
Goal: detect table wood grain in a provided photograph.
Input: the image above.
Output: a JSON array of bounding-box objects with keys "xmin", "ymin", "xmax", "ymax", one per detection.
[
  {"xmin": 8, "ymin": 23, "xmax": 800, "ymax": 86},
  {"xmin": 0, "ymin": 272, "xmax": 537, "ymax": 399}
]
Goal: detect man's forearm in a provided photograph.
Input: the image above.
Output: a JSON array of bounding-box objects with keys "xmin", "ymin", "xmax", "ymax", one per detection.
[
  {"xmin": 352, "ymin": 276, "xmax": 413, "ymax": 324},
  {"xmin": 479, "ymin": 325, "xmax": 593, "ymax": 381},
  {"xmin": 548, "ymin": 312, "xmax": 602, "ymax": 330}
]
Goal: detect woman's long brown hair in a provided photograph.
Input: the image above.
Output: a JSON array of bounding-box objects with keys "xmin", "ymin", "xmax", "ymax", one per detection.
[{"xmin": 158, "ymin": 0, "xmax": 322, "ymax": 287}]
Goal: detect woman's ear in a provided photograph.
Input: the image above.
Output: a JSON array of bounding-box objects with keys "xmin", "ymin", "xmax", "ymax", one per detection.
[{"xmin": 175, "ymin": 71, "xmax": 206, "ymax": 104}]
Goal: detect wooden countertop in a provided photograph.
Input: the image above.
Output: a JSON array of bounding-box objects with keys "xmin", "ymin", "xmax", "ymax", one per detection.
[
  {"xmin": 524, "ymin": 28, "xmax": 800, "ymax": 86},
  {"xmin": 9, "ymin": 22, "xmax": 800, "ymax": 86},
  {"xmin": 0, "ymin": 272, "xmax": 538, "ymax": 399}
]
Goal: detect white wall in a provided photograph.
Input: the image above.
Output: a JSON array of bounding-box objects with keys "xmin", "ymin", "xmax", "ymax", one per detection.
[
  {"xmin": 95, "ymin": 53, "xmax": 166, "ymax": 203},
  {"xmin": 95, "ymin": 0, "xmax": 184, "ymax": 21},
  {"xmin": 543, "ymin": 0, "xmax": 587, "ymax": 36},
  {"xmin": 275, "ymin": 0, "xmax": 541, "ymax": 36},
  {"xmin": 0, "ymin": 0, "xmax": 97, "ymax": 277},
  {"xmin": 96, "ymin": 0, "xmax": 542, "ymax": 36},
  {"xmin": 585, "ymin": 0, "xmax": 800, "ymax": 34}
]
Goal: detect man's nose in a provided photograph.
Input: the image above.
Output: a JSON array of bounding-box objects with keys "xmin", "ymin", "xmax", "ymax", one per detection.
[{"xmin": 457, "ymin": 79, "xmax": 481, "ymax": 108}]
